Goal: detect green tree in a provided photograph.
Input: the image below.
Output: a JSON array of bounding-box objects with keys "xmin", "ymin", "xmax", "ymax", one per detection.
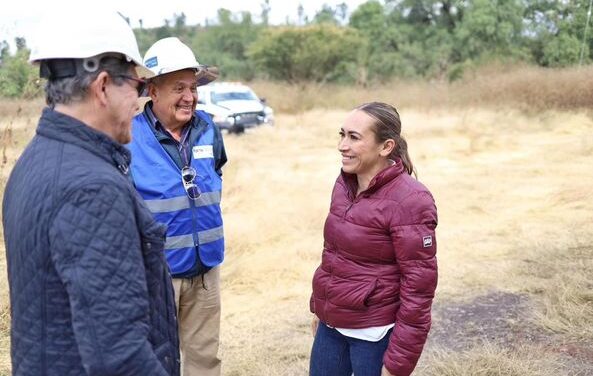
[
  {"xmin": 350, "ymin": 1, "xmax": 385, "ymax": 48},
  {"xmin": 337, "ymin": 3, "xmax": 349, "ymax": 25},
  {"xmin": 15, "ymin": 37, "xmax": 27, "ymax": 51},
  {"xmin": 454, "ymin": 0, "xmax": 525, "ymax": 61},
  {"xmin": 190, "ymin": 10, "xmax": 262, "ymax": 80},
  {"xmin": 174, "ymin": 12, "xmax": 187, "ymax": 29},
  {"xmin": 386, "ymin": 0, "xmax": 466, "ymax": 32},
  {"xmin": 349, "ymin": 0, "xmax": 459, "ymax": 80},
  {"xmin": 541, "ymin": 31, "xmax": 583, "ymax": 67},
  {"xmin": 0, "ymin": 40, "xmax": 9, "ymax": 62},
  {"xmin": 392, "ymin": 1, "xmax": 461, "ymax": 76},
  {"xmin": 298, "ymin": 3, "xmax": 305, "ymax": 25},
  {"xmin": 313, "ymin": 4, "xmax": 339, "ymax": 25},
  {"xmin": 261, "ymin": 0, "xmax": 271, "ymax": 25},
  {"xmin": 349, "ymin": 1, "xmax": 394, "ymax": 81},
  {"xmin": 155, "ymin": 22, "xmax": 173, "ymax": 40},
  {"xmin": 248, "ymin": 24, "xmax": 364, "ymax": 83},
  {"xmin": 0, "ymin": 46, "xmax": 40, "ymax": 98},
  {"xmin": 524, "ymin": 0, "xmax": 593, "ymax": 66}
]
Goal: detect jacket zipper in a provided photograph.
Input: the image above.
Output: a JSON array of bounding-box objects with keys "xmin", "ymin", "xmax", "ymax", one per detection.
[
  {"xmin": 344, "ymin": 193, "xmax": 363, "ymax": 218},
  {"xmin": 343, "ymin": 202, "xmax": 354, "ymax": 219}
]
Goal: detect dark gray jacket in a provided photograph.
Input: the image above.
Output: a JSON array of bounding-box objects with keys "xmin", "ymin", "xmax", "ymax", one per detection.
[{"xmin": 2, "ymin": 108, "xmax": 180, "ymax": 376}]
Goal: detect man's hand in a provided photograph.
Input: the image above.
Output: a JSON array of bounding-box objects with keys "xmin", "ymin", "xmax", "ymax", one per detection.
[{"xmin": 311, "ymin": 316, "xmax": 320, "ymax": 337}]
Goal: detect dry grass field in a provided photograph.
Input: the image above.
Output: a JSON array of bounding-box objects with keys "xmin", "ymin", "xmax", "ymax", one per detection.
[
  {"xmin": 1, "ymin": 66, "xmax": 592, "ymax": 375},
  {"xmin": 218, "ymin": 108, "xmax": 593, "ymax": 376}
]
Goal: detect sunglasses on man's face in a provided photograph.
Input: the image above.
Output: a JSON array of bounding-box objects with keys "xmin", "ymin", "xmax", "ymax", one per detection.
[
  {"xmin": 181, "ymin": 166, "xmax": 201, "ymax": 200},
  {"xmin": 117, "ymin": 75, "xmax": 147, "ymax": 96}
]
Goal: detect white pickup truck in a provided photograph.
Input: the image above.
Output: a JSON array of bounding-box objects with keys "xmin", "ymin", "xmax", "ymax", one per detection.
[{"xmin": 196, "ymin": 82, "xmax": 274, "ymax": 134}]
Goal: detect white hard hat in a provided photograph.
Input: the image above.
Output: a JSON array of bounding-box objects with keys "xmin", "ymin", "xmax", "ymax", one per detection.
[
  {"xmin": 29, "ymin": 9, "xmax": 153, "ymax": 78},
  {"xmin": 144, "ymin": 37, "xmax": 218, "ymax": 85}
]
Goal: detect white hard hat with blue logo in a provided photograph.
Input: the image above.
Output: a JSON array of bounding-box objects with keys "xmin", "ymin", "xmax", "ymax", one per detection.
[
  {"xmin": 143, "ymin": 37, "xmax": 218, "ymax": 86},
  {"xmin": 29, "ymin": 9, "xmax": 153, "ymax": 79}
]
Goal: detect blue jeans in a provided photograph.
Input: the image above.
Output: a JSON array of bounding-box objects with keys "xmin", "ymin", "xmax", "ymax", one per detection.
[{"xmin": 309, "ymin": 322, "xmax": 392, "ymax": 376}]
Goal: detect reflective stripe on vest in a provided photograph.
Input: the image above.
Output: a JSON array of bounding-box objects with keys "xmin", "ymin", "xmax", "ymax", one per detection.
[
  {"xmin": 144, "ymin": 191, "xmax": 222, "ymax": 213},
  {"xmin": 128, "ymin": 110, "xmax": 224, "ymax": 275},
  {"xmin": 164, "ymin": 225, "xmax": 224, "ymax": 249}
]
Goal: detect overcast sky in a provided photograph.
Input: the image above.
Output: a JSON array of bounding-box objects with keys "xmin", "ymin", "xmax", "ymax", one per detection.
[{"xmin": 1, "ymin": 0, "xmax": 369, "ymax": 52}]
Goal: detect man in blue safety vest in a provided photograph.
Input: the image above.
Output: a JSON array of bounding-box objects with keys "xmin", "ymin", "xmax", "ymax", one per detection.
[{"xmin": 127, "ymin": 37, "xmax": 227, "ymax": 376}]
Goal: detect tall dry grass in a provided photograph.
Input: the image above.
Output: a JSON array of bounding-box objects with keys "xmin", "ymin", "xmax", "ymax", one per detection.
[
  {"xmin": 0, "ymin": 65, "xmax": 592, "ymax": 375},
  {"xmin": 250, "ymin": 64, "xmax": 593, "ymax": 114},
  {"xmin": 419, "ymin": 344, "xmax": 567, "ymax": 376}
]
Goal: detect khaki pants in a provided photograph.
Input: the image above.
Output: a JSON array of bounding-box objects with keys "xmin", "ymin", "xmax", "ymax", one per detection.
[{"xmin": 172, "ymin": 266, "xmax": 221, "ymax": 376}]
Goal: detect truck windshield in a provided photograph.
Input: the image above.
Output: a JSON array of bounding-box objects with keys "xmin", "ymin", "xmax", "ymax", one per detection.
[{"xmin": 211, "ymin": 91, "xmax": 257, "ymax": 103}]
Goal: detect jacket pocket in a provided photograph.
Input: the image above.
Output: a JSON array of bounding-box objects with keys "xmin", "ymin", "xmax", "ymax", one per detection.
[
  {"xmin": 365, "ymin": 278, "xmax": 399, "ymax": 307},
  {"xmin": 327, "ymin": 275, "xmax": 378, "ymax": 311}
]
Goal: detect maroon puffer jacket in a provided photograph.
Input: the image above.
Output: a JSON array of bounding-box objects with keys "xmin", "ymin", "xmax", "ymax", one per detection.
[{"xmin": 310, "ymin": 159, "xmax": 438, "ymax": 376}]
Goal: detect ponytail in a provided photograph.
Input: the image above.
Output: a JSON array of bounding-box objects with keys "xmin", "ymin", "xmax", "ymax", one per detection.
[{"xmin": 393, "ymin": 136, "xmax": 415, "ymax": 176}]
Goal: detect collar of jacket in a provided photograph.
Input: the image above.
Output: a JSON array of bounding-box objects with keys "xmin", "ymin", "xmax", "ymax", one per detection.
[
  {"xmin": 143, "ymin": 101, "xmax": 208, "ymax": 143},
  {"xmin": 36, "ymin": 107, "xmax": 132, "ymax": 175},
  {"xmin": 341, "ymin": 158, "xmax": 406, "ymax": 198}
]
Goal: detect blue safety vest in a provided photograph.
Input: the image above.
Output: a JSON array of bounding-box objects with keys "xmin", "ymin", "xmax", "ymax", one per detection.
[{"xmin": 128, "ymin": 111, "xmax": 224, "ymax": 276}]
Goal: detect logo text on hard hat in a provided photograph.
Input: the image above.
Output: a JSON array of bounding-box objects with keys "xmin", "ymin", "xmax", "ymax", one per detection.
[{"xmin": 145, "ymin": 56, "xmax": 158, "ymax": 68}]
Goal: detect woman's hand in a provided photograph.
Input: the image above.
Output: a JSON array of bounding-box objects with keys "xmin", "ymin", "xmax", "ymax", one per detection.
[
  {"xmin": 381, "ymin": 366, "xmax": 395, "ymax": 376},
  {"xmin": 311, "ymin": 316, "xmax": 320, "ymax": 337}
]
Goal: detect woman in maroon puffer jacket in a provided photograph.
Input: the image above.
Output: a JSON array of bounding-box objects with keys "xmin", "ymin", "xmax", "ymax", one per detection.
[{"xmin": 309, "ymin": 102, "xmax": 438, "ymax": 376}]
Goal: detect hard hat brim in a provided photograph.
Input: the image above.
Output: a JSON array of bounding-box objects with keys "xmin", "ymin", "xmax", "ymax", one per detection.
[
  {"xmin": 196, "ymin": 66, "xmax": 219, "ymax": 86},
  {"xmin": 146, "ymin": 65, "xmax": 219, "ymax": 86}
]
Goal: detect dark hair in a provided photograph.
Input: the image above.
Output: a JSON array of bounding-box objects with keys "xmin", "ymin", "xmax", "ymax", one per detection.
[
  {"xmin": 356, "ymin": 101, "xmax": 415, "ymax": 176},
  {"xmin": 44, "ymin": 55, "xmax": 134, "ymax": 107}
]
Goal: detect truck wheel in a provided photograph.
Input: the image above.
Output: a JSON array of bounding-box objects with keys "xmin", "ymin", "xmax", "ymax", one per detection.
[{"xmin": 231, "ymin": 124, "xmax": 245, "ymax": 134}]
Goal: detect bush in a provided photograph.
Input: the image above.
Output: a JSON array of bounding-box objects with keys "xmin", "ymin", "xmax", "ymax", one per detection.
[
  {"xmin": 248, "ymin": 25, "xmax": 365, "ymax": 83},
  {"xmin": 0, "ymin": 49, "xmax": 41, "ymax": 99},
  {"xmin": 541, "ymin": 32, "xmax": 584, "ymax": 67}
]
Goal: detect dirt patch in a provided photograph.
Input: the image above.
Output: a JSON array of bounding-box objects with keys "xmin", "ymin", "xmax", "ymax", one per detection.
[
  {"xmin": 426, "ymin": 291, "xmax": 593, "ymax": 374},
  {"xmin": 428, "ymin": 292, "xmax": 545, "ymax": 351}
]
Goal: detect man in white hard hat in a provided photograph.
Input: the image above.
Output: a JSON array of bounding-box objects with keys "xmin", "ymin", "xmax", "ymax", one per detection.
[
  {"xmin": 127, "ymin": 37, "xmax": 226, "ymax": 376},
  {"xmin": 2, "ymin": 11, "xmax": 180, "ymax": 376}
]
